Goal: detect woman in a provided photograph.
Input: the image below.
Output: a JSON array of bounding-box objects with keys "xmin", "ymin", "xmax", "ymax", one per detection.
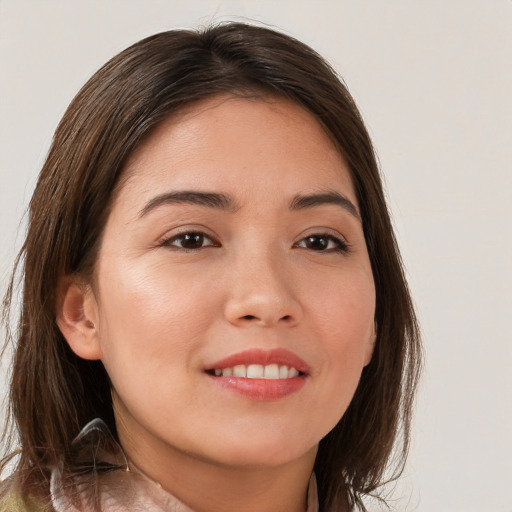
[{"xmin": 1, "ymin": 22, "xmax": 421, "ymax": 512}]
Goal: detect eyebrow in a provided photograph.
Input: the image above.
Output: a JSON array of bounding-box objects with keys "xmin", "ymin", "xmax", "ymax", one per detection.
[
  {"xmin": 289, "ymin": 191, "xmax": 360, "ymax": 220},
  {"xmin": 138, "ymin": 189, "xmax": 360, "ymax": 221},
  {"xmin": 139, "ymin": 191, "xmax": 240, "ymax": 217}
]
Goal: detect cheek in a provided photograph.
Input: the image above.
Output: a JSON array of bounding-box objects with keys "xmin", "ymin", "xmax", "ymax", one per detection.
[
  {"xmin": 307, "ymin": 263, "xmax": 375, "ymax": 338},
  {"xmin": 94, "ymin": 263, "xmax": 219, "ymax": 429},
  {"xmin": 95, "ymin": 260, "xmax": 220, "ymax": 373},
  {"xmin": 304, "ymin": 265, "xmax": 375, "ymax": 405}
]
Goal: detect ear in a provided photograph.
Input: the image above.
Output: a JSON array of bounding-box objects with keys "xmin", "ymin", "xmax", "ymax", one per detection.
[
  {"xmin": 56, "ymin": 276, "xmax": 103, "ymax": 360},
  {"xmin": 363, "ymin": 322, "xmax": 377, "ymax": 367}
]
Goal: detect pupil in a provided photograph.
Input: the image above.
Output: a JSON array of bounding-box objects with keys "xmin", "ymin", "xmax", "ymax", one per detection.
[
  {"xmin": 307, "ymin": 236, "xmax": 327, "ymax": 250},
  {"xmin": 183, "ymin": 233, "xmax": 203, "ymax": 248}
]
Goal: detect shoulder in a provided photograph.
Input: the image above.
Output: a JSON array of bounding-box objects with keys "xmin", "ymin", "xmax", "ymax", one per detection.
[{"xmin": 0, "ymin": 479, "xmax": 53, "ymax": 512}]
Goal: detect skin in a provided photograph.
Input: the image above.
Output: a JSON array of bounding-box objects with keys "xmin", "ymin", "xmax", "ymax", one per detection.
[{"xmin": 58, "ymin": 95, "xmax": 376, "ymax": 512}]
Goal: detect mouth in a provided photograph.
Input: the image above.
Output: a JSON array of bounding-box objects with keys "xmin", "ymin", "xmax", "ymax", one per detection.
[
  {"xmin": 204, "ymin": 348, "xmax": 309, "ymax": 400},
  {"xmin": 206, "ymin": 364, "xmax": 302, "ymax": 379}
]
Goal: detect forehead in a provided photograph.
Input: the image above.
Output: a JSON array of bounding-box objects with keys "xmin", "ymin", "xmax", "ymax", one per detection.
[{"xmin": 118, "ymin": 94, "xmax": 357, "ymax": 208}]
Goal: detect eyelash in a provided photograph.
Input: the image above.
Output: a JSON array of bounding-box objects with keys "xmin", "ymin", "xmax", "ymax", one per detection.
[
  {"xmin": 293, "ymin": 233, "xmax": 350, "ymax": 254},
  {"xmin": 160, "ymin": 231, "xmax": 220, "ymax": 251},
  {"xmin": 160, "ymin": 231, "xmax": 350, "ymax": 254}
]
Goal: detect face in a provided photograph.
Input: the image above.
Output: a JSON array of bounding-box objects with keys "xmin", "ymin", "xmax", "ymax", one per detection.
[{"xmin": 80, "ymin": 95, "xmax": 375, "ymax": 472}]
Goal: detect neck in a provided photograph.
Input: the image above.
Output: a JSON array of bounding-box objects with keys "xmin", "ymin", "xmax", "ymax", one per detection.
[{"xmin": 116, "ymin": 413, "xmax": 317, "ymax": 512}]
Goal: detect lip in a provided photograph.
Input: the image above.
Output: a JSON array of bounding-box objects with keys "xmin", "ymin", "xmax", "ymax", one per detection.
[
  {"xmin": 205, "ymin": 348, "xmax": 310, "ymax": 374},
  {"xmin": 204, "ymin": 348, "xmax": 309, "ymax": 401}
]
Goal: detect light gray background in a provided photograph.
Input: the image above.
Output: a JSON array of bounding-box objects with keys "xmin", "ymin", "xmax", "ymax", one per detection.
[{"xmin": 1, "ymin": 1, "xmax": 511, "ymax": 511}]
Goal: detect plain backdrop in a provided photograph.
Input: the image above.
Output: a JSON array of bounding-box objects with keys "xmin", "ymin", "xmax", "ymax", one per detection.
[{"xmin": 1, "ymin": 1, "xmax": 511, "ymax": 511}]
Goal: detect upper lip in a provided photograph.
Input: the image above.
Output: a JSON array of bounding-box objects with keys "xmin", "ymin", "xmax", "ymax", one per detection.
[{"xmin": 206, "ymin": 348, "xmax": 310, "ymax": 374}]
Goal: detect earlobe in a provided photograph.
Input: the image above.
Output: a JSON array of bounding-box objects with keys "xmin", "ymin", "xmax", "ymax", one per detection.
[{"xmin": 56, "ymin": 276, "xmax": 103, "ymax": 360}]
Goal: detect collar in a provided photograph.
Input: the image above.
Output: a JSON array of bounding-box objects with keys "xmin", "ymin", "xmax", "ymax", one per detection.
[{"xmin": 51, "ymin": 418, "xmax": 318, "ymax": 512}]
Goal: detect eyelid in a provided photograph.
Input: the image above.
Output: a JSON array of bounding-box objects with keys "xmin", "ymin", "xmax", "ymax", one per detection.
[
  {"xmin": 296, "ymin": 227, "xmax": 348, "ymax": 242},
  {"xmin": 294, "ymin": 229, "xmax": 351, "ymax": 253},
  {"xmin": 155, "ymin": 225, "xmax": 350, "ymax": 253},
  {"xmin": 158, "ymin": 226, "xmax": 221, "ymax": 249}
]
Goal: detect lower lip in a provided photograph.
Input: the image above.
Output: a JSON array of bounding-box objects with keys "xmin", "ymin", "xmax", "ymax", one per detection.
[{"xmin": 207, "ymin": 375, "xmax": 307, "ymax": 400}]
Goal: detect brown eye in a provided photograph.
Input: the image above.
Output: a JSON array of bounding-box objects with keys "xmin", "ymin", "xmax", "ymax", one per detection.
[
  {"xmin": 303, "ymin": 236, "xmax": 329, "ymax": 250},
  {"xmin": 296, "ymin": 234, "xmax": 349, "ymax": 253},
  {"xmin": 164, "ymin": 232, "xmax": 217, "ymax": 250}
]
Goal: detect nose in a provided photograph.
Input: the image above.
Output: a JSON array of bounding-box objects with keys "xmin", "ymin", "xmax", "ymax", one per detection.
[{"xmin": 223, "ymin": 251, "xmax": 303, "ymax": 328}]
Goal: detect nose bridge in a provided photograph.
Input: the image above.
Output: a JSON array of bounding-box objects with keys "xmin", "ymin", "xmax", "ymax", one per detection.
[{"xmin": 224, "ymin": 241, "xmax": 302, "ymax": 327}]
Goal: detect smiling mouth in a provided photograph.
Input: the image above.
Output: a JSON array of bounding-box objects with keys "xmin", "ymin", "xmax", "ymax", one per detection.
[
  {"xmin": 203, "ymin": 349, "xmax": 309, "ymax": 399},
  {"xmin": 207, "ymin": 364, "xmax": 302, "ymax": 379}
]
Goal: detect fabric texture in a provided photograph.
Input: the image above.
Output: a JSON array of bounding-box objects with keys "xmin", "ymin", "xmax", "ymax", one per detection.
[
  {"xmin": 47, "ymin": 418, "xmax": 319, "ymax": 512},
  {"xmin": 0, "ymin": 483, "xmax": 52, "ymax": 512}
]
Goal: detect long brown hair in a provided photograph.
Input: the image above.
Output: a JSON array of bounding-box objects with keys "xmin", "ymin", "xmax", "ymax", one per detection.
[{"xmin": 1, "ymin": 22, "xmax": 421, "ymax": 511}]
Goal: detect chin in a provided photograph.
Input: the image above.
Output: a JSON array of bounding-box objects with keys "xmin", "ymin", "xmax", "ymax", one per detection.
[{"xmin": 201, "ymin": 433, "xmax": 318, "ymax": 469}]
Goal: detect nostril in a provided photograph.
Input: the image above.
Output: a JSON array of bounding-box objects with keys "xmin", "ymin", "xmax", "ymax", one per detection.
[{"xmin": 241, "ymin": 314, "xmax": 292, "ymax": 322}]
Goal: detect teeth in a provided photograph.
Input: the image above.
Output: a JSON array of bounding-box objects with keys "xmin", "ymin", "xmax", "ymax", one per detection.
[
  {"xmin": 288, "ymin": 367, "xmax": 299, "ymax": 378},
  {"xmin": 213, "ymin": 364, "xmax": 300, "ymax": 379},
  {"xmin": 263, "ymin": 364, "xmax": 279, "ymax": 379},
  {"xmin": 233, "ymin": 365, "xmax": 246, "ymax": 377},
  {"xmin": 247, "ymin": 364, "xmax": 263, "ymax": 378}
]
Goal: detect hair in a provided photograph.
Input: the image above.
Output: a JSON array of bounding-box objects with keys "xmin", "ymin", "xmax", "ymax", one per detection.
[{"xmin": 1, "ymin": 22, "xmax": 421, "ymax": 511}]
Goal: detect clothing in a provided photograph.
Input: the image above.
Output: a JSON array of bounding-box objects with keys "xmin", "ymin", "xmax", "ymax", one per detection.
[
  {"xmin": 1, "ymin": 419, "xmax": 319, "ymax": 511},
  {"xmin": 0, "ymin": 487, "xmax": 50, "ymax": 512}
]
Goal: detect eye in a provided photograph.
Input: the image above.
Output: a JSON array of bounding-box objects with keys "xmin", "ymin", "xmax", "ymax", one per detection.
[
  {"xmin": 161, "ymin": 231, "xmax": 219, "ymax": 250},
  {"xmin": 295, "ymin": 234, "xmax": 349, "ymax": 253}
]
